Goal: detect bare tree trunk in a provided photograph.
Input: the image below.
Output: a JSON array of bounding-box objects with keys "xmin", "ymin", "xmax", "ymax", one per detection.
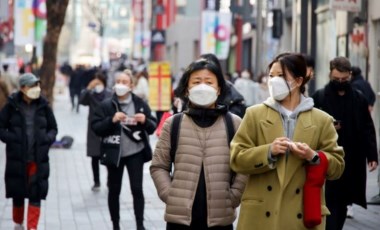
[{"xmin": 39, "ymin": 0, "xmax": 69, "ymax": 105}]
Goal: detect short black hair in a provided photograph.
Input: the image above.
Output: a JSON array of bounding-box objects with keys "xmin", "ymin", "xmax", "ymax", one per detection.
[
  {"xmin": 176, "ymin": 57, "xmax": 226, "ymax": 103},
  {"xmin": 330, "ymin": 57, "xmax": 351, "ymax": 73},
  {"xmin": 351, "ymin": 66, "xmax": 361, "ymax": 76},
  {"xmin": 94, "ymin": 72, "xmax": 107, "ymax": 87}
]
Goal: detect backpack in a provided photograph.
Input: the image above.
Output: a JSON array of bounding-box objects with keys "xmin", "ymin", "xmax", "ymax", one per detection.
[
  {"xmin": 169, "ymin": 112, "xmax": 236, "ymax": 184},
  {"xmin": 50, "ymin": 135, "xmax": 74, "ymax": 149},
  {"xmin": 61, "ymin": 135, "xmax": 74, "ymax": 148}
]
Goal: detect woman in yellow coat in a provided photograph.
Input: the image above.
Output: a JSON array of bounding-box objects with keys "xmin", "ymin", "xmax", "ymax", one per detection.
[{"xmin": 230, "ymin": 53, "xmax": 345, "ymax": 230}]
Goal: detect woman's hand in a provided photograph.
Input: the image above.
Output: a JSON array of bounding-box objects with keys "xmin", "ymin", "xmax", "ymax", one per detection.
[
  {"xmin": 112, "ymin": 112, "xmax": 127, "ymax": 123},
  {"xmin": 87, "ymin": 79, "xmax": 101, "ymax": 90},
  {"xmin": 289, "ymin": 142, "xmax": 315, "ymax": 161},
  {"xmin": 271, "ymin": 137, "xmax": 291, "ymax": 156},
  {"xmin": 134, "ymin": 113, "xmax": 146, "ymax": 124}
]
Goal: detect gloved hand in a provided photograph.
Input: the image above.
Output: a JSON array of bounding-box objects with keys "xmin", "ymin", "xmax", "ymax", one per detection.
[{"xmin": 303, "ymin": 152, "xmax": 328, "ymax": 228}]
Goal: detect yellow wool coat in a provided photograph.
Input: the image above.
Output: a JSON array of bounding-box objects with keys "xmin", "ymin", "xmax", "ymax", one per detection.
[{"xmin": 230, "ymin": 103, "xmax": 345, "ymax": 230}]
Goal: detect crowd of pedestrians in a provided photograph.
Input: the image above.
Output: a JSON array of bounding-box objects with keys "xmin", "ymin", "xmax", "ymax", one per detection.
[{"xmin": 0, "ymin": 52, "xmax": 379, "ymax": 230}]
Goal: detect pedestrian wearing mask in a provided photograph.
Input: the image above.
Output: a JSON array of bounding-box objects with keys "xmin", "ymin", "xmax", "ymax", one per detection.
[
  {"xmin": 199, "ymin": 53, "xmax": 246, "ymax": 118},
  {"xmin": 79, "ymin": 72, "xmax": 112, "ymax": 191},
  {"xmin": 230, "ymin": 53, "xmax": 345, "ymax": 230},
  {"xmin": 312, "ymin": 57, "xmax": 378, "ymax": 230},
  {"xmin": 234, "ymin": 69, "xmax": 260, "ymax": 107},
  {"xmin": 0, "ymin": 73, "xmax": 58, "ymax": 230},
  {"xmin": 150, "ymin": 58, "xmax": 247, "ymax": 230},
  {"xmin": 91, "ymin": 69, "xmax": 157, "ymax": 230}
]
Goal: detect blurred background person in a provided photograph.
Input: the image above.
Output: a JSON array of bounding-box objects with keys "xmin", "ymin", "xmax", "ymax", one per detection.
[
  {"xmin": 133, "ymin": 69, "xmax": 149, "ymax": 102},
  {"xmin": 234, "ymin": 69, "xmax": 260, "ymax": 107},
  {"xmin": 69, "ymin": 65, "xmax": 85, "ymax": 113},
  {"xmin": 2, "ymin": 64, "xmax": 18, "ymax": 93},
  {"xmin": 351, "ymin": 66, "xmax": 376, "ymax": 112},
  {"xmin": 257, "ymin": 73, "xmax": 270, "ymax": 103},
  {"xmin": 79, "ymin": 72, "xmax": 112, "ymax": 192}
]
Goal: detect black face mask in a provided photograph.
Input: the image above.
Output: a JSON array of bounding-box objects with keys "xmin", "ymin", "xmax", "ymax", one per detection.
[{"xmin": 329, "ymin": 80, "xmax": 351, "ymax": 92}]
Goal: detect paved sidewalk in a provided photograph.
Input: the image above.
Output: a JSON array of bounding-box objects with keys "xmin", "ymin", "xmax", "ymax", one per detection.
[{"xmin": 0, "ymin": 90, "xmax": 379, "ymax": 229}]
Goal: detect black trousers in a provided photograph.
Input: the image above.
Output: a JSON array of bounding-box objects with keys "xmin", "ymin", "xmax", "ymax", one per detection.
[
  {"xmin": 91, "ymin": 156, "xmax": 101, "ymax": 184},
  {"xmin": 326, "ymin": 185, "xmax": 348, "ymax": 230},
  {"xmin": 69, "ymin": 89, "xmax": 80, "ymax": 112},
  {"xmin": 106, "ymin": 152, "xmax": 145, "ymax": 225},
  {"xmin": 326, "ymin": 201, "xmax": 347, "ymax": 230}
]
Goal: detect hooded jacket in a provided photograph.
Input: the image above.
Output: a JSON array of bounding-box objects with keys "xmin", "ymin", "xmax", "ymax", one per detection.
[
  {"xmin": 0, "ymin": 92, "xmax": 57, "ymax": 199},
  {"xmin": 230, "ymin": 95, "xmax": 345, "ymax": 230}
]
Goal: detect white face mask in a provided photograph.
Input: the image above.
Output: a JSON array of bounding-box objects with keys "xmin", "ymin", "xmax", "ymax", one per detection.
[
  {"xmin": 114, "ymin": 83, "xmax": 130, "ymax": 96},
  {"xmin": 268, "ymin": 76, "xmax": 295, "ymax": 101},
  {"xmin": 94, "ymin": 84, "xmax": 105, "ymax": 93},
  {"xmin": 25, "ymin": 86, "xmax": 41, "ymax": 99},
  {"xmin": 188, "ymin": 83, "xmax": 218, "ymax": 107}
]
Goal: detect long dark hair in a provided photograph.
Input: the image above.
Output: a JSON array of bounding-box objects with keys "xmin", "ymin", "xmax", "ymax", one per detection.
[
  {"xmin": 268, "ymin": 52, "xmax": 308, "ymax": 94},
  {"xmin": 176, "ymin": 57, "xmax": 227, "ymax": 103}
]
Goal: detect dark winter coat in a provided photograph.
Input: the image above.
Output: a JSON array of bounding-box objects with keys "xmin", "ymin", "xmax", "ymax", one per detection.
[
  {"xmin": 0, "ymin": 92, "xmax": 57, "ymax": 199},
  {"xmin": 69, "ymin": 68, "xmax": 85, "ymax": 95},
  {"xmin": 91, "ymin": 93, "xmax": 157, "ymax": 166},
  {"xmin": 222, "ymin": 81, "xmax": 246, "ymax": 118},
  {"xmin": 79, "ymin": 88, "xmax": 112, "ymax": 157},
  {"xmin": 351, "ymin": 74, "xmax": 376, "ymax": 106},
  {"xmin": 312, "ymin": 84, "xmax": 378, "ymax": 208}
]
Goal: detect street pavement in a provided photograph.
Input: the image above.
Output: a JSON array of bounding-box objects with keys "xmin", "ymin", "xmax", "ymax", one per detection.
[{"xmin": 0, "ymin": 89, "xmax": 380, "ymax": 229}]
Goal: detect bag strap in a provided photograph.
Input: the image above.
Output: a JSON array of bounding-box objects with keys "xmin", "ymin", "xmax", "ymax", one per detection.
[
  {"xmin": 223, "ymin": 112, "xmax": 237, "ymax": 185},
  {"xmin": 224, "ymin": 112, "xmax": 235, "ymax": 147},
  {"xmin": 170, "ymin": 113, "xmax": 184, "ymax": 166}
]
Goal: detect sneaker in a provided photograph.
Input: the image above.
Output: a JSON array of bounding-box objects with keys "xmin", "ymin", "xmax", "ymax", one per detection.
[
  {"xmin": 347, "ymin": 205, "xmax": 354, "ymax": 219},
  {"xmin": 91, "ymin": 183, "xmax": 100, "ymax": 192},
  {"xmin": 368, "ymin": 194, "xmax": 380, "ymax": 205},
  {"xmin": 14, "ymin": 224, "xmax": 23, "ymax": 230}
]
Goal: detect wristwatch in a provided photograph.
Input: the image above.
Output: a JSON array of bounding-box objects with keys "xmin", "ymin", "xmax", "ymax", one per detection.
[{"xmin": 309, "ymin": 152, "xmax": 320, "ymax": 164}]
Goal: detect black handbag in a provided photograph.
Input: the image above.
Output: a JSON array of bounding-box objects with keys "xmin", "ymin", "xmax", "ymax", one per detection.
[
  {"xmin": 142, "ymin": 131, "xmax": 152, "ymax": 163},
  {"xmin": 100, "ymin": 151, "xmax": 119, "ymax": 167}
]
